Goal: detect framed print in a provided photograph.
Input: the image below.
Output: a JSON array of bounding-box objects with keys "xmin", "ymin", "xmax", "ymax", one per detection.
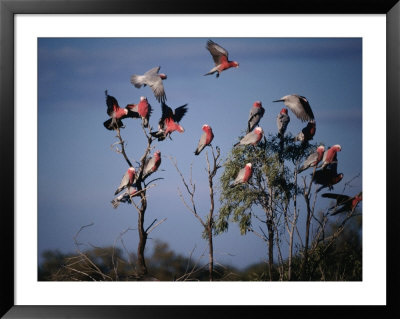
[{"xmin": 1, "ymin": 0, "xmax": 399, "ymax": 318}]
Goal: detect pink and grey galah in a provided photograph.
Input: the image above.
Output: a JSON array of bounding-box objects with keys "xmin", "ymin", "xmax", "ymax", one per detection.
[
  {"xmin": 204, "ymin": 40, "xmax": 239, "ymax": 78},
  {"xmin": 114, "ymin": 167, "xmax": 136, "ymax": 195},
  {"xmin": 150, "ymin": 102, "xmax": 188, "ymax": 141},
  {"xmin": 277, "ymin": 108, "xmax": 290, "ymax": 139},
  {"xmin": 230, "ymin": 163, "xmax": 253, "ymax": 188},
  {"xmin": 320, "ymin": 144, "xmax": 341, "ymax": 169},
  {"xmin": 103, "ymin": 91, "xmax": 129, "ymax": 130},
  {"xmin": 111, "ymin": 186, "xmax": 140, "ymax": 209},
  {"xmin": 314, "ymin": 163, "xmax": 343, "ymax": 192},
  {"xmin": 194, "ymin": 124, "xmax": 214, "ymax": 155},
  {"xmin": 234, "ymin": 127, "xmax": 264, "ymax": 147},
  {"xmin": 321, "ymin": 191, "xmax": 362, "ymax": 215},
  {"xmin": 273, "ymin": 94, "xmax": 315, "ymax": 122},
  {"xmin": 294, "ymin": 120, "xmax": 316, "ymax": 144},
  {"xmin": 125, "ymin": 96, "xmax": 153, "ymax": 128},
  {"xmin": 130, "ymin": 66, "xmax": 167, "ymax": 103},
  {"xmin": 142, "ymin": 150, "xmax": 162, "ymax": 179},
  {"xmin": 247, "ymin": 101, "xmax": 265, "ymax": 133},
  {"xmin": 298, "ymin": 145, "xmax": 325, "ymax": 173}
]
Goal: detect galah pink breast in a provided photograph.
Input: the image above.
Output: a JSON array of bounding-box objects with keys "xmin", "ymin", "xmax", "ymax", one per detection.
[
  {"xmin": 114, "ymin": 167, "xmax": 136, "ymax": 195},
  {"xmin": 126, "ymin": 96, "xmax": 153, "ymax": 128},
  {"xmin": 103, "ymin": 91, "xmax": 129, "ymax": 130},
  {"xmin": 320, "ymin": 144, "xmax": 341, "ymax": 169},
  {"xmin": 194, "ymin": 124, "xmax": 214, "ymax": 155},
  {"xmin": 230, "ymin": 163, "xmax": 253, "ymax": 188},
  {"xmin": 204, "ymin": 40, "xmax": 239, "ymax": 78},
  {"xmin": 142, "ymin": 150, "xmax": 162, "ymax": 179},
  {"xmin": 298, "ymin": 145, "xmax": 325, "ymax": 173}
]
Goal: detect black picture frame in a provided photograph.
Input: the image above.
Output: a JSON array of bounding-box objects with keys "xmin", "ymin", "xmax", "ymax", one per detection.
[{"xmin": 1, "ymin": 0, "xmax": 399, "ymax": 318}]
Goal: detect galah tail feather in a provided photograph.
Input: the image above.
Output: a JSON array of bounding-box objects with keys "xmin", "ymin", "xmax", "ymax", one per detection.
[
  {"xmin": 298, "ymin": 145, "xmax": 325, "ymax": 173},
  {"xmin": 234, "ymin": 127, "xmax": 264, "ymax": 147},
  {"xmin": 247, "ymin": 101, "xmax": 265, "ymax": 133},
  {"xmin": 230, "ymin": 163, "xmax": 253, "ymax": 188},
  {"xmin": 322, "ymin": 191, "xmax": 362, "ymax": 215},
  {"xmin": 273, "ymin": 94, "xmax": 315, "ymax": 122},
  {"xmin": 194, "ymin": 124, "xmax": 214, "ymax": 155},
  {"xmin": 114, "ymin": 167, "xmax": 136, "ymax": 195},
  {"xmin": 204, "ymin": 40, "xmax": 239, "ymax": 78},
  {"xmin": 130, "ymin": 66, "xmax": 167, "ymax": 103},
  {"xmin": 111, "ymin": 186, "xmax": 139, "ymax": 209}
]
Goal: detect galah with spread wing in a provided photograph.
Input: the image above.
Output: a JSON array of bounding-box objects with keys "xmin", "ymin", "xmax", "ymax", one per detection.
[
  {"xmin": 103, "ymin": 91, "xmax": 129, "ymax": 130},
  {"xmin": 114, "ymin": 167, "xmax": 136, "ymax": 195},
  {"xmin": 294, "ymin": 120, "xmax": 316, "ymax": 144},
  {"xmin": 320, "ymin": 144, "xmax": 341, "ymax": 169},
  {"xmin": 273, "ymin": 94, "xmax": 315, "ymax": 122},
  {"xmin": 313, "ymin": 163, "xmax": 343, "ymax": 192},
  {"xmin": 234, "ymin": 127, "xmax": 264, "ymax": 147},
  {"xmin": 130, "ymin": 66, "xmax": 167, "ymax": 103},
  {"xmin": 247, "ymin": 101, "xmax": 265, "ymax": 133},
  {"xmin": 322, "ymin": 191, "xmax": 362, "ymax": 215},
  {"xmin": 230, "ymin": 163, "xmax": 253, "ymax": 188},
  {"xmin": 298, "ymin": 145, "xmax": 325, "ymax": 173},
  {"xmin": 141, "ymin": 150, "xmax": 162, "ymax": 179},
  {"xmin": 204, "ymin": 40, "xmax": 239, "ymax": 78},
  {"xmin": 111, "ymin": 186, "xmax": 139, "ymax": 209},
  {"xmin": 277, "ymin": 108, "xmax": 290, "ymax": 139},
  {"xmin": 194, "ymin": 124, "xmax": 214, "ymax": 155},
  {"xmin": 125, "ymin": 96, "xmax": 153, "ymax": 128},
  {"xmin": 150, "ymin": 102, "xmax": 188, "ymax": 141}
]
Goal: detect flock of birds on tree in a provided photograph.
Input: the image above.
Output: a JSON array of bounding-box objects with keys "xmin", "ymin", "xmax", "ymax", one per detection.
[{"xmin": 103, "ymin": 39, "xmax": 362, "ymax": 215}]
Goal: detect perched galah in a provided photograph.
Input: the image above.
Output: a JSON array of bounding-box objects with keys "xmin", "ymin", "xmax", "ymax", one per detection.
[
  {"xmin": 150, "ymin": 102, "xmax": 188, "ymax": 141},
  {"xmin": 313, "ymin": 163, "xmax": 343, "ymax": 192},
  {"xmin": 273, "ymin": 94, "xmax": 315, "ymax": 122},
  {"xmin": 130, "ymin": 66, "xmax": 167, "ymax": 103},
  {"xmin": 141, "ymin": 150, "xmax": 162, "ymax": 179},
  {"xmin": 277, "ymin": 108, "xmax": 290, "ymax": 139},
  {"xmin": 294, "ymin": 120, "xmax": 316, "ymax": 144},
  {"xmin": 247, "ymin": 101, "xmax": 265, "ymax": 133},
  {"xmin": 111, "ymin": 186, "xmax": 139, "ymax": 209},
  {"xmin": 194, "ymin": 124, "xmax": 214, "ymax": 155},
  {"xmin": 322, "ymin": 191, "xmax": 362, "ymax": 215},
  {"xmin": 103, "ymin": 91, "xmax": 129, "ymax": 130},
  {"xmin": 125, "ymin": 96, "xmax": 153, "ymax": 128},
  {"xmin": 230, "ymin": 163, "xmax": 253, "ymax": 188},
  {"xmin": 320, "ymin": 144, "xmax": 341, "ymax": 169},
  {"xmin": 298, "ymin": 145, "xmax": 325, "ymax": 173},
  {"xmin": 114, "ymin": 167, "xmax": 136, "ymax": 195},
  {"xmin": 204, "ymin": 40, "xmax": 239, "ymax": 78},
  {"xmin": 234, "ymin": 127, "xmax": 264, "ymax": 147}
]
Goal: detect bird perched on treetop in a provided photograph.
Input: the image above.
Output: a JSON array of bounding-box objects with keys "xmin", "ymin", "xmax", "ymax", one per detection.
[
  {"xmin": 141, "ymin": 150, "xmax": 162, "ymax": 180},
  {"xmin": 114, "ymin": 167, "xmax": 136, "ymax": 195},
  {"xmin": 130, "ymin": 66, "xmax": 167, "ymax": 103},
  {"xmin": 313, "ymin": 163, "xmax": 343, "ymax": 192},
  {"xmin": 273, "ymin": 94, "xmax": 315, "ymax": 122},
  {"xmin": 150, "ymin": 102, "xmax": 188, "ymax": 141},
  {"xmin": 247, "ymin": 101, "xmax": 265, "ymax": 133},
  {"xmin": 277, "ymin": 108, "xmax": 290, "ymax": 139},
  {"xmin": 320, "ymin": 144, "xmax": 341, "ymax": 169},
  {"xmin": 103, "ymin": 91, "xmax": 129, "ymax": 130},
  {"xmin": 321, "ymin": 191, "xmax": 362, "ymax": 215},
  {"xmin": 111, "ymin": 186, "xmax": 140, "ymax": 209},
  {"xmin": 194, "ymin": 124, "xmax": 214, "ymax": 156},
  {"xmin": 125, "ymin": 96, "xmax": 152, "ymax": 128},
  {"xmin": 294, "ymin": 120, "xmax": 316, "ymax": 144},
  {"xmin": 298, "ymin": 145, "xmax": 325, "ymax": 173},
  {"xmin": 204, "ymin": 40, "xmax": 239, "ymax": 78},
  {"xmin": 234, "ymin": 127, "xmax": 264, "ymax": 147},
  {"xmin": 230, "ymin": 163, "xmax": 253, "ymax": 188}
]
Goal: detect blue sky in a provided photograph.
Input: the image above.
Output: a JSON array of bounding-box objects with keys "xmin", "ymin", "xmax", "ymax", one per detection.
[{"xmin": 38, "ymin": 38, "xmax": 362, "ymax": 270}]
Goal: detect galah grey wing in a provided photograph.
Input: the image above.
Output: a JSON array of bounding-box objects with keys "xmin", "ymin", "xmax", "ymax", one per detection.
[
  {"xmin": 147, "ymin": 76, "xmax": 166, "ymax": 103},
  {"xmin": 115, "ymin": 172, "xmax": 130, "ymax": 195},
  {"xmin": 233, "ymin": 167, "xmax": 246, "ymax": 185},
  {"xmin": 299, "ymin": 152, "xmax": 319, "ymax": 172},
  {"xmin": 206, "ymin": 40, "xmax": 229, "ymax": 65},
  {"xmin": 144, "ymin": 66, "xmax": 161, "ymax": 77},
  {"xmin": 288, "ymin": 95, "xmax": 314, "ymax": 122},
  {"xmin": 143, "ymin": 157, "xmax": 155, "ymax": 177},
  {"xmin": 173, "ymin": 104, "xmax": 188, "ymax": 123},
  {"xmin": 248, "ymin": 107, "xmax": 265, "ymax": 133},
  {"xmin": 195, "ymin": 132, "xmax": 208, "ymax": 155},
  {"xmin": 277, "ymin": 113, "xmax": 290, "ymax": 137},
  {"xmin": 240, "ymin": 132, "xmax": 258, "ymax": 145}
]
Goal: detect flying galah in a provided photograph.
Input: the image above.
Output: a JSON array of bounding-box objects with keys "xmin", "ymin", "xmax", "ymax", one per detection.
[
  {"xmin": 294, "ymin": 120, "xmax": 316, "ymax": 144},
  {"xmin": 114, "ymin": 167, "xmax": 136, "ymax": 195},
  {"xmin": 194, "ymin": 124, "xmax": 214, "ymax": 155},
  {"xmin": 320, "ymin": 144, "xmax": 341, "ymax": 169},
  {"xmin": 142, "ymin": 150, "xmax": 162, "ymax": 179},
  {"xmin": 277, "ymin": 108, "xmax": 290, "ymax": 139},
  {"xmin": 322, "ymin": 191, "xmax": 362, "ymax": 215},
  {"xmin": 103, "ymin": 91, "xmax": 129, "ymax": 130},
  {"xmin": 313, "ymin": 163, "xmax": 343, "ymax": 192},
  {"xmin": 230, "ymin": 163, "xmax": 253, "ymax": 188},
  {"xmin": 204, "ymin": 40, "xmax": 239, "ymax": 78},
  {"xmin": 130, "ymin": 66, "xmax": 167, "ymax": 103},
  {"xmin": 234, "ymin": 127, "xmax": 264, "ymax": 147},
  {"xmin": 247, "ymin": 101, "xmax": 265, "ymax": 133},
  {"xmin": 273, "ymin": 94, "xmax": 315, "ymax": 122},
  {"xmin": 111, "ymin": 186, "xmax": 139, "ymax": 209},
  {"xmin": 298, "ymin": 145, "xmax": 325, "ymax": 173},
  {"xmin": 125, "ymin": 96, "xmax": 153, "ymax": 128},
  {"xmin": 150, "ymin": 102, "xmax": 188, "ymax": 141}
]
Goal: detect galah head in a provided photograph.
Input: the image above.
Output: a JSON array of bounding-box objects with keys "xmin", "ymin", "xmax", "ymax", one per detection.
[
  {"xmin": 280, "ymin": 108, "xmax": 288, "ymax": 114},
  {"xmin": 154, "ymin": 150, "xmax": 161, "ymax": 158},
  {"xmin": 202, "ymin": 124, "xmax": 211, "ymax": 131},
  {"xmin": 246, "ymin": 163, "xmax": 252, "ymax": 169},
  {"xmin": 232, "ymin": 61, "xmax": 239, "ymax": 68},
  {"xmin": 159, "ymin": 73, "xmax": 167, "ymax": 80},
  {"xmin": 317, "ymin": 145, "xmax": 325, "ymax": 152},
  {"xmin": 123, "ymin": 108, "xmax": 128, "ymax": 115},
  {"xmin": 254, "ymin": 127, "xmax": 263, "ymax": 135},
  {"xmin": 253, "ymin": 101, "xmax": 262, "ymax": 108},
  {"xmin": 128, "ymin": 167, "xmax": 135, "ymax": 173},
  {"xmin": 333, "ymin": 144, "xmax": 341, "ymax": 151},
  {"xmin": 140, "ymin": 96, "xmax": 147, "ymax": 102}
]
